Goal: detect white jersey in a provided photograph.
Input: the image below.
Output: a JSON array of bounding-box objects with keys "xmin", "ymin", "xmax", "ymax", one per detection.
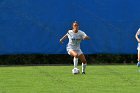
[
  {"xmin": 136, "ymin": 28, "xmax": 140, "ymax": 50},
  {"xmin": 66, "ymin": 30, "xmax": 87, "ymax": 50},
  {"xmin": 136, "ymin": 28, "xmax": 140, "ymax": 35}
]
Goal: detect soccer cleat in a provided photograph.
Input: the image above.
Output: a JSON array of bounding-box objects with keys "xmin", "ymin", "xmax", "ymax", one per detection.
[
  {"xmin": 82, "ymin": 72, "xmax": 85, "ymax": 74},
  {"xmin": 137, "ymin": 62, "xmax": 140, "ymax": 67}
]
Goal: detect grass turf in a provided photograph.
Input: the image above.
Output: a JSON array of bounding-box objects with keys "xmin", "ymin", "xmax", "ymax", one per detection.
[{"xmin": 0, "ymin": 65, "xmax": 140, "ymax": 93}]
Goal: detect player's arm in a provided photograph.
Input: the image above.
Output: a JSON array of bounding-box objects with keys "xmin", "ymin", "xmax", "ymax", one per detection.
[
  {"xmin": 135, "ymin": 33, "xmax": 140, "ymax": 43},
  {"xmin": 60, "ymin": 34, "xmax": 68, "ymax": 44},
  {"xmin": 81, "ymin": 31, "xmax": 90, "ymax": 40},
  {"xmin": 83, "ymin": 36, "xmax": 90, "ymax": 40}
]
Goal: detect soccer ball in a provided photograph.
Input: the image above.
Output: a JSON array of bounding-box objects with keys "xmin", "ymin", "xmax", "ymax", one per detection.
[{"xmin": 72, "ymin": 68, "xmax": 80, "ymax": 74}]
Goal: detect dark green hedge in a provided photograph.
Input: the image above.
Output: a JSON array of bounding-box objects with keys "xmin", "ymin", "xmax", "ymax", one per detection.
[{"xmin": 0, "ymin": 54, "xmax": 137, "ymax": 65}]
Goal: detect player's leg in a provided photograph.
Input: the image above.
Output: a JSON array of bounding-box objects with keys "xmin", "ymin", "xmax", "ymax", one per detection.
[
  {"xmin": 137, "ymin": 50, "xmax": 140, "ymax": 67},
  {"xmin": 68, "ymin": 50, "xmax": 79, "ymax": 68},
  {"xmin": 69, "ymin": 50, "xmax": 79, "ymax": 58},
  {"xmin": 78, "ymin": 54, "xmax": 87, "ymax": 74}
]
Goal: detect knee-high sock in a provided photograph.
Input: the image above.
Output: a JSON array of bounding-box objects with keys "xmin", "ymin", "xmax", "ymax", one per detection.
[
  {"xmin": 73, "ymin": 57, "xmax": 78, "ymax": 68},
  {"xmin": 82, "ymin": 63, "xmax": 87, "ymax": 72}
]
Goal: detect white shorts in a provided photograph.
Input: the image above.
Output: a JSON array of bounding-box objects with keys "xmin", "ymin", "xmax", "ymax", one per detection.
[
  {"xmin": 67, "ymin": 48, "xmax": 83, "ymax": 55},
  {"xmin": 137, "ymin": 43, "xmax": 140, "ymax": 50}
]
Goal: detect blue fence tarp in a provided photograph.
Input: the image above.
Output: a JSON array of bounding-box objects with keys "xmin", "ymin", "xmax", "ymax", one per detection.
[{"xmin": 0, "ymin": 0, "xmax": 139, "ymax": 54}]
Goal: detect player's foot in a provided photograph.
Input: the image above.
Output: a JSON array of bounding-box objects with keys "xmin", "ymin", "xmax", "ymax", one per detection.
[
  {"xmin": 137, "ymin": 62, "xmax": 140, "ymax": 67},
  {"xmin": 82, "ymin": 72, "xmax": 85, "ymax": 74}
]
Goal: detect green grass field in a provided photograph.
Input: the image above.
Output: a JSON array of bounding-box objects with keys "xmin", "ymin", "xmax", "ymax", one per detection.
[{"xmin": 0, "ymin": 65, "xmax": 140, "ymax": 93}]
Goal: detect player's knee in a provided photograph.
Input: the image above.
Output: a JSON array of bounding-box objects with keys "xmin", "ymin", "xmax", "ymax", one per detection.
[
  {"xmin": 82, "ymin": 61, "xmax": 87, "ymax": 64},
  {"xmin": 74, "ymin": 53, "xmax": 79, "ymax": 58}
]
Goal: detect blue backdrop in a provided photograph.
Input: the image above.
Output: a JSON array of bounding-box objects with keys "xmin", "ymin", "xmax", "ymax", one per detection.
[{"xmin": 0, "ymin": 0, "xmax": 139, "ymax": 54}]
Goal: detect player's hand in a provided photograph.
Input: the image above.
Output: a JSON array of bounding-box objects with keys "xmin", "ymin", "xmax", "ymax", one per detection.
[
  {"xmin": 83, "ymin": 36, "xmax": 90, "ymax": 40},
  {"xmin": 59, "ymin": 39, "xmax": 63, "ymax": 44}
]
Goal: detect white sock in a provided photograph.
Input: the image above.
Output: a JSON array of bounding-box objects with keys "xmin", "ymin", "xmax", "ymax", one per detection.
[
  {"xmin": 82, "ymin": 63, "xmax": 87, "ymax": 72},
  {"xmin": 73, "ymin": 57, "xmax": 78, "ymax": 68}
]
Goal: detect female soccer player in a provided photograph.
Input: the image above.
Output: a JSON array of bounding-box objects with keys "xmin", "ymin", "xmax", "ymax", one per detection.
[
  {"xmin": 135, "ymin": 28, "xmax": 140, "ymax": 67},
  {"xmin": 60, "ymin": 21, "xmax": 90, "ymax": 74}
]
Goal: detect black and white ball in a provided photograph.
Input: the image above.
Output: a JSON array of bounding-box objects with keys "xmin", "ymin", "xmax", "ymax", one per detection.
[{"xmin": 72, "ymin": 68, "xmax": 80, "ymax": 74}]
